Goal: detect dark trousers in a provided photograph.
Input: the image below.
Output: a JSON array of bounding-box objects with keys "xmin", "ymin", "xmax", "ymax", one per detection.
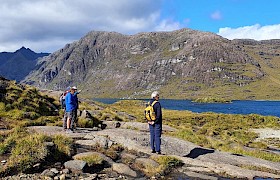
[
  {"xmin": 63, "ymin": 109, "xmax": 67, "ymax": 129},
  {"xmin": 149, "ymin": 123, "xmax": 162, "ymax": 152}
]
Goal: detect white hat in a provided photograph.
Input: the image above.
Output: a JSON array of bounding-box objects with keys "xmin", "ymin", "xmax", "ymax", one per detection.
[
  {"xmin": 151, "ymin": 91, "xmax": 159, "ymax": 98},
  {"xmin": 71, "ymin": 86, "xmax": 77, "ymax": 90}
]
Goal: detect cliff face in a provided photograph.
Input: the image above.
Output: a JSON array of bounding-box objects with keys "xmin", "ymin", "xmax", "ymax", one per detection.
[
  {"xmin": 0, "ymin": 47, "xmax": 49, "ymax": 81},
  {"xmin": 22, "ymin": 29, "xmax": 280, "ymax": 99}
]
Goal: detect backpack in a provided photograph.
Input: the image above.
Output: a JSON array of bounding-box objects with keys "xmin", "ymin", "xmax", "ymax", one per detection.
[
  {"xmin": 144, "ymin": 101, "xmax": 158, "ymax": 121},
  {"xmin": 60, "ymin": 91, "xmax": 68, "ymax": 109}
]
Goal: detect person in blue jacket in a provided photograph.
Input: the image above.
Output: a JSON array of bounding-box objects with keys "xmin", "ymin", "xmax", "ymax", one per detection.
[
  {"xmin": 148, "ymin": 91, "xmax": 162, "ymax": 154},
  {"xmin": 72, "ymin": 86, "xmax": 80, "ymax": 129},
  {"xmin": 65, "ymin": 86, "xmax": 78, "ymax": 133}
]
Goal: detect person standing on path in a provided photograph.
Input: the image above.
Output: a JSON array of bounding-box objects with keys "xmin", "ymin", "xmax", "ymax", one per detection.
[
  {"xmin": 65, "ymin": 86, "xmax": 78, "ymax": 133},
  {"xmin": 148, "ymin": 91, "xmax": 162, "ymax": 154},
  {"xmin": 72, "ymin": 86, "xmax": 80, "ymax": 129},
  {"xmin": 62, "ymin": 87, "xmax": 70, "ymax": 130}
]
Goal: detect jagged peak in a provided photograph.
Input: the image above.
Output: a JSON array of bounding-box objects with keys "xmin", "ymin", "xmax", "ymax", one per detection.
[{"xmin": 16, "ymin": 46, "xmax": 35, "ymax": 54}]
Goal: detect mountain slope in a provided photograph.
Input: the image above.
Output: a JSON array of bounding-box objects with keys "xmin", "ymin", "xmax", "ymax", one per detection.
[
  {"xmin": 0, "ymin": 47, "xmax": 49, "ymax": 81},
  {"xmin": 22, "ymin": 29, "xmax": 280, "ymax": 100},
  {"xmin": 0, "ymin": 76, "xmax": 58, "ymax": 123}
]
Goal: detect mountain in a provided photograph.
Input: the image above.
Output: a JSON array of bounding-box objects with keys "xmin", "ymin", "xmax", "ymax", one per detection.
[
  {"xmin": 0, "ymin": 47, "xmax": 49, "ymax": 81},
  {"xmin": 22, "ymin": 29, "xmax": 280, "ymax": 100}
]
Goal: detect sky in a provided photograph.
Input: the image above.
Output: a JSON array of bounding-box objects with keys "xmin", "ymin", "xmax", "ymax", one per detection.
[{"xmin": 1, "ymin": 0, "xmax": 280, "ymax": 53}]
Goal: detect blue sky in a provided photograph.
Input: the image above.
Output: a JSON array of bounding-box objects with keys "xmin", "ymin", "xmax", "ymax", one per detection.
[
  {"xmin": 161, "ymin": 0, "xmax": 280, "ymax": 32},
  {"xmin": 0, "ymin": 0, "xmax": 280, "ymax": 53}
]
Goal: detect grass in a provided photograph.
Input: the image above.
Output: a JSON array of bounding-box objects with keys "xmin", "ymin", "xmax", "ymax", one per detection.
[
  {"xmin": 0, "ymin": 127, "xmax": 29, "ymax": 155},
  {"xmin": 231, "ymin": 146, "xmax": 280, "ymax": 162},
  {"xmin": 74, "ymin": 154, "xmax": 103, "ymax": 166},
  {"xmin": 0, "ymin": 78, "xmax": 61, "ymax": 132},
  {"xmin": 137, "ymin": 155, "xmax": 183, "ymax": 176},
  {"xmin": 239, "ymin": 164, "xmax": 280, "ymax": 175},
  {"xmin": 151, "ymin": 155, "xmax": 183, "ymax": 169},
  {"xmin": 52, "ymin": 134, "xmax": 73, "ymax": 160},
  {"xmin": 7, "ymin": 133, "xmax": 48, "ymax": 172},
  {"xmin": 0, "ymin": 125, "xmax": 73, "ymax": 176}
]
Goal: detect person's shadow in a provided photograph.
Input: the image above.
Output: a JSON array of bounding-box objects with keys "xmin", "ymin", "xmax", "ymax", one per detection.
[{"xmin": 184, "ymin": 147, "xmax": 214, "ymax": 158}]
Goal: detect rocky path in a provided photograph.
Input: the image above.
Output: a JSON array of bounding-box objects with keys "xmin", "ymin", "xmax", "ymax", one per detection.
[{"xmin": 28, "ymin": 122, "xmax": 280, "ymax": 180}]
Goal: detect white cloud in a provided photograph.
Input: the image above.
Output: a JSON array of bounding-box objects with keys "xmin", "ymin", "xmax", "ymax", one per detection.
[
  {"xmin": 155, "ymin": 19, "xmax": 181, "ymax": 32},
  {"xmin": 0, "ymin": 0, "xmax": 182, "ymax": 52},
  {"xmin": 210, "ymin": 11, "xmax": 222, "ymax": 20},
  {"xmin": 218, "ymin": 24, "xmax": 280, "ymax": 40}
]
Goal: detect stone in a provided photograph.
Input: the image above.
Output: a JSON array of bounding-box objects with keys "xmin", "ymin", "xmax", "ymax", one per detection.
[
  {"xmin": 80, "ymin": 110, "xmax": 88, "ymax": 119},
  {"xmin": 112, "ymin": 163, "xmax": 137, "ymax": 177},
  {"xmin": 54, "ymin": 162, "xmax": 62, "ymax": 168},
  {"xmin": 92, "ymin": 127, "xmax": 99, "ymax": 131},
  {"xmin": 77, "ymin": 135, "xmax": 113, "ymax": 148},
  {"xmin": 64, "ymin": 160, "xmax": 87, "ymax": 172},
  {"xmin": 41, "ymin": 169, "xmax": 55, "ymax": 177},
  {"xmin": 32, "ymin": 163, "xmax": 41, "ymax": 171},
  {"xmin": 60, "ymin": 174, "xmax": 66, "ymax": 180},
  {"xmin": 73, "ymin": 151, "xmax": 114, "ymax": 165},
  {"xmin": 28, "ymin": 125, "xmax": 280, "ymax": 179},
  {"xmin": 120, "ymin": 152, "xmax": 137, "ymax": 161},
  {"xmin": 62, "ymin": 168, "xmax": 70, "ymax": 174},
  {"xmin": 50, "ymin": 168, "xmax": 59, "ymax": 174},
  {"xmin": 44, "ymin": 177, "xmax": 53, "ymax": 180},
  {"xmin": 183, "ymin": 171, "xmax": 218, "ymax": 180},
  {"xmin": 135, "ymin": 158, "xmax": 159, "ymax": 169}
]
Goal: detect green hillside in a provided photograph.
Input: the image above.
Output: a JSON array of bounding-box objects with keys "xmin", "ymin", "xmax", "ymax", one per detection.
[{"xmin": 0, "ymin": 77, "xmax": 59, "ymax": 128}]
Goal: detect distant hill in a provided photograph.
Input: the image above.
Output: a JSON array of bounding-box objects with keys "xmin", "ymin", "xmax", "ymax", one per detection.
[
  {"xmin": 0, "ymin": 47, "xmax": 49, "ymax": 81},
  {"xmin": 22, "ymin": 29, "xmax": 280, "ymax": 100}
]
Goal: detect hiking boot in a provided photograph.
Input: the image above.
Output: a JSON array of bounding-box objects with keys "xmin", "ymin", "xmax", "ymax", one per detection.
[
  {"xmin": 66, "ymin": 129, "xmax": 73, "ymax": 133},
  {"xmin": 151, "ymin": 150, "xmax": 156, "ymax": 153}
]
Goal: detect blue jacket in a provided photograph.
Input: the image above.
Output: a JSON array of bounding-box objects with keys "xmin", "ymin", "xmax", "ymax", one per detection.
[
  {"xmin": 150, "ymin": 99, "xmax": 162, "ymax": 124},
  {"xmin": 65, "ymin": 92, "xmax": 78, "ymax": 112}
]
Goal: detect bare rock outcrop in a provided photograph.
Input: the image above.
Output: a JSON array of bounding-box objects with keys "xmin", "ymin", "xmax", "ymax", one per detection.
[{"xmin": 29, "ymin": 125, "xmax": 280, "ymax": 179}]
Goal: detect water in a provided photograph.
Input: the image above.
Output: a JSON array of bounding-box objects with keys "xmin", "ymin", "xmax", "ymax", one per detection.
[{"xmin": 93, "ymin": 98, "xmax": 280, "ymax": 118}]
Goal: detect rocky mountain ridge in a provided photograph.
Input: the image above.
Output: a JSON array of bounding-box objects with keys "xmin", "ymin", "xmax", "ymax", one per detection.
[
  {"xmin": 22, "ymin": 28, "xmax": 280, "ymax": 99},
  {"xmin": 0, "ymin": 47, "xmax": 49, "ymax": 81}
]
